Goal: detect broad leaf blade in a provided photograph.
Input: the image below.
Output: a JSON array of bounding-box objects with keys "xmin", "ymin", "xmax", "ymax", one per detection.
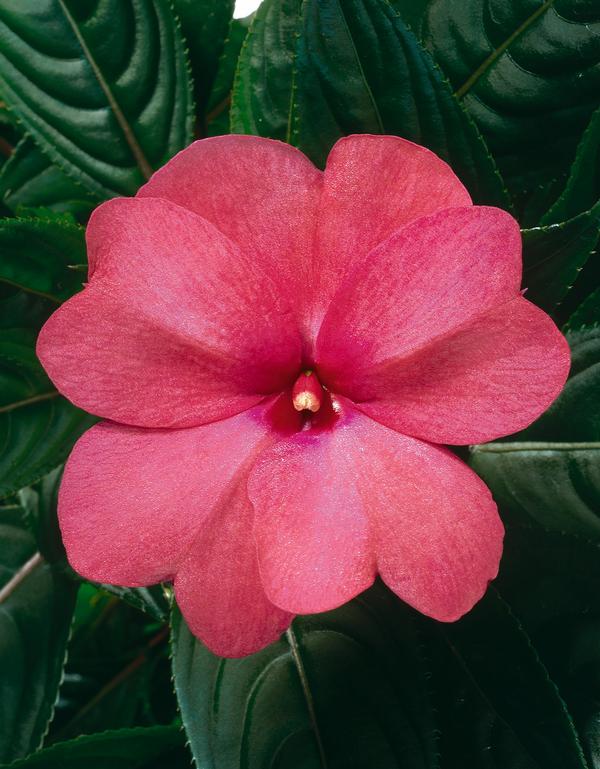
[
  {"xmin": 232, "ymin": 0, "xmax": 509, "ymax": 207},
  {"xmin": 0, "ymin": 0, "xmax": 193, "ymax": 198},
  {"xmin": 231, "ymin": 0, "xmax": 301, "ymax": 142},
  {"xmin": 206, "ymin": 15, "xmax": 252, "ymax": 136},
  {"xmin": 566, "ymin": 288, "xmax": 600, "ymax": 331},
  {"xmin": 543, "ymin": 105, "xmax": 600, "ymax": 225},
  {"xmin": 423, "ymin": 0, "xmax": 600, "ymax": 208},
  {"xmin": 0, "ymin": 505, "xmax": 77, "ymax": 763},
  {"xmin": 0, "ymin": 328, "xmax": 94, "ymax": 499},
  {"xmin": 521, "ymin": 205, "xmax": 600, "ymax": 313},
  {"xmin": 0, "ymin": 216, "xmax": 86, "ymax": 303},
  {"xmin": 0, "ymin": 138, "xmax": 96, "ymax": 221},
  {"xmin": 0, "ymin": 725, "xmax": 188, "ymax": 769},
  {"xmin": 172, "ymin": 583, "xmax": 438, "ymax": 768},
  {"xmin": 428, "ymin": 588, "xmax": 588, "ymax": 769},
  {"xmin": 173, "ymin": 0, "xmax": 235, "ymax": 116},
  {"xmin": 498, "ymin": 526, "xmax": 600, "ymax": 768},
  {"xmin": 295, "ymin": 0, "xmax": 509, "ymax": 207}
]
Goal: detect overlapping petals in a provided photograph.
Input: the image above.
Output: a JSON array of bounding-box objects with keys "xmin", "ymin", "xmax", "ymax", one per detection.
[
  {"xmin": 40, "ymin": 133, "xmax": 571, "ymax": 658},
  {"xmin": 248, "ymin": 403, "xmax": 503, "ymax": 621},
  {"xmin": 59, "ymin": 397, "xmax": 299, "ymax": 656},
  {"xmin": 317, "ymin": 205, "xmax": 571, "ymax": 444},
  {"xmin": 311, "ymin": 134, "xmax": 472, "ymax": 327},
  {"xmin": 37, "ymin": 197, "xmax": 301, "ymax": 428}
]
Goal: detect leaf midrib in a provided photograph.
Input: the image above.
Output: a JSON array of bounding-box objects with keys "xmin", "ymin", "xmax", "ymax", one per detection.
[
  {"xmin": 286, "ymin": 625, "xmax": 329, "ymax": 769},
  {"xmin": 56, "ymin": 0, "xmax": 153, "ymax": 181},
  {"xmin": 333, "ymin": 0, "xmax": 384, "ymax": 134},
  {"xmin": 0, "ymin": 390, "xmax": 59, "ymax": 415},
  {"xmin": 472, "ymin": 441, "xmax": 600, "ymax": 454},
  {"xmin": 454, "ymin": 0, "xmax": 556, "ymax": 99}
]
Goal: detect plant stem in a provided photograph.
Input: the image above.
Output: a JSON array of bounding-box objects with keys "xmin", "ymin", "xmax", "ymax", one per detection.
[{"xmin": 0, "ymin": 552, "xmax": 43, "ymax": 603}]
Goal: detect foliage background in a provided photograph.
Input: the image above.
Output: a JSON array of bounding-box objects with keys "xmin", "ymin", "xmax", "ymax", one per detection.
[{"xmin": 0, "ymin": 0, "xmax": 599, "ymax": 766}]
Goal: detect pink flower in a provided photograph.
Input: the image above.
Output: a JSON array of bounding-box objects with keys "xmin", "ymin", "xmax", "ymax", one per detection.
[{"xmin": 37, "ymin": 135, "xmax": 569, "ymax": 657}]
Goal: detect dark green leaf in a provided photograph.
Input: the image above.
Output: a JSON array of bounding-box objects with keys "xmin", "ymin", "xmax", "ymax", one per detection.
[
  {"xmin": 470, "ymin": 326, "xmax": 600, "ymax": 537},
  {"xmin": 0, "ymin": 725, "xmax": 189, "ymax": 769},
  {"xmin": 0, "ymin": 216, "xmax": 86, "ymax": 303},
  {"xmin": 172, "ymin": 583, "xmax": 438, "ymax": 768},
  {"xmin": 427, "ymin": 588, "xmax": 587, "ymax": 769},
  {"xmin": 0, "ymin": 138, "xmax": 96, "ymax": 221},
  {"xmin": 99, "ymin": 585, "xmax": 169, "ymax": 622},
  {"xmin": 567, "ymin": 287, "xmax": 600, "ymax": 331},
  {"xmin": 49, "ymin": 587, "xmax": 173, "ymax": 740},
  {"xmin": 543, "ymin": 105, "xmax": 600, "ymax": 225},
  {"xmin": 521, "ymin": 204, "xmax": 600, "ymax": 313},
  {"xmin": 496, "ymin": 526, "xmax": 600, "ymax": 767},
  {"xmin": 18, "ymin": 466, "xmax": 67, "ymax": 566},
  {"xmin": 232, "ymin": 0, "xmax": 509, "ymax": 208},
  {"xmin": 471, "ymin": 442, "xmax": 600, "ymax": 539},
  {"xmin": 206, "ymin": 16, "xmax": 252, "ymax": 136},
  {"xmin": 0, "ymin": 0, "xmax": 194, "ymax": 198},
  {"xmin": 173, "ymin": 0, "xmax": 234, "ymax": 116},
  {"xmin": 0, "ymin": 285, "xmax": 54, "ymax": 330},
  {"xmin": 0, "ymin": 505, "xmax": 77, "ymax": 763},
  {"xmin": 0, "ymin": 327, "xmax": 95, "ymax": 499},
  {"xmin": 423, "ymin": 0, "xmax": 600, "ymax": 208},
  {"xmin": 231, "ymin": 0, "xmax": 301, "ymax": 143},
  {"xmin": 388, "ymin": 0, "xmax": 430, "ymax": 35}
]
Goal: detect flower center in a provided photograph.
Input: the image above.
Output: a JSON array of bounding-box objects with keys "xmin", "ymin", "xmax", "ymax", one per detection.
[{"xmin": 292, "ymin": 370, "xmax": 323, "ymax": 413}]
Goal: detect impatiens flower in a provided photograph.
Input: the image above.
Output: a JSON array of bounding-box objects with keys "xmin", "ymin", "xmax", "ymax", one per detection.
[{"xmin": 37, "ymin": 135, "xmax": 570, "ymax": 658}]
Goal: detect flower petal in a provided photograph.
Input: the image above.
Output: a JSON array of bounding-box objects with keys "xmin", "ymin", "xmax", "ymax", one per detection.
[
  {"xmin": 58, "ymin": 398, "xmax": 299, "ymax": 586},
  {"xmin": 346, "ymin": 411, "xmax": 504, "ymax": 622},
  {"xmin": 174, "ymin": 480, "xmax": 293, "ymax": 658},
  {"xmin": 341, "ymin": 298, "xmax": 570, "ymax": 445},
  {"xmin": 247, "ymin": 413, "xmax": 378, "ymax": 615},
  {"xmin": 137, "ymin": 135, "xmax": 322, "ymax": 337},
  {"xmin": 311, "ymin": 135, "xmax": 472, "ymax": 325},
  {"xmin": 317, "ymin": 206, "xmax": 569, "ymax": 443},
  {"xmin": 250, "ymin": 404, "xmax": 503, "ymax": 621},
  {"xmin": 38, "ymin": 197, "xmax": 301, "ymax": 428}
]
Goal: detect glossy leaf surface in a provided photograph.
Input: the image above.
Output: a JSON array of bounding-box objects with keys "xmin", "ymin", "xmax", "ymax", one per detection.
[
  {"xmin": 0, "ymin": 505, "xmax": 77, "ymax": 763},
  {"xmin": 423, "ymin": 0, "xmax": 600, "ymax": 204},
  {"xmin": 0, "ymin": 0, "xmax": 193, "ymax": 197}
]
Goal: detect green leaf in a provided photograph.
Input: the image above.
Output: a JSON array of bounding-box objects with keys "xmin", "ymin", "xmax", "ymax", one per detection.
[
  {"xmin": 0, "ymin": 285, "xmax": 54, "ymax": 331},
  {"xmin": 173, "ymin": 0, "xmax": 234, "ymax": 116},
  {"xmin": 0, "ymin": 327, "xmax": 95, "ymax": 499},
  {"xmin": 172, "ymin": 583, "xmax": 438, "ymax": 768},
  {"xmin": 0, "ymin": 726, "xmax": 189, "ymax": 769},
  {"xmin": 388, "ymin": 0, "xmax": 430, "ymax": 34},
  {"xmin": 566, "ymin": 287, "xmax": 600, "ymax": 331},
  {"xmin": 428, "ymin": 587, "xmax": 588, "ymax": 769},
  {"xmin": 18, "ymin": 466, "xmax": 68, "ymax": 566},
  {"xmin": 543, "ymin": 105, "xmax": 600, "ymax": 225},
  {"xmin": 231, "ymin": 0, "xmax": 509, "ymax": 208},
  {"xmin": 0, "ymin": 505, "xmax": 77, "ymax": 763},
  {"xmin": 99, "ymin": 584, "xmax": 169, "ymax": 622},
  {"xmin": 50, "ymin": 586, "xmax": 173, "ymax": 740},
  {"xmin": 0, "ymin": 0, "xmax": 194, "ymax": 198},
  {"xmin": 470, "ymin": 326, "xmax": 600, "ymax": 537},
  {"xmin": 0, "ymin": 216, "xmax": 86, "ymax": 303},
  {"xmin": 231, "ymin": 0, "xmax": 301, "ymax": 143},
  {"xmin": 206, "ymin": 16, "xmax": 252, "ymax": 136},
  {"xmin": 497, "ymin": 526, "xmax": 600, "ymax": 767},
  {"xmin": 423, "ymin": 0, "xmax": 600, "ymax": 208},
  {"xmin": 521, "ymin": 204, "xmax": 600, "ymax": 313},
  {"xmin": 0, "ymin": 138, "xmax": 96, "ymax": 221}
]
